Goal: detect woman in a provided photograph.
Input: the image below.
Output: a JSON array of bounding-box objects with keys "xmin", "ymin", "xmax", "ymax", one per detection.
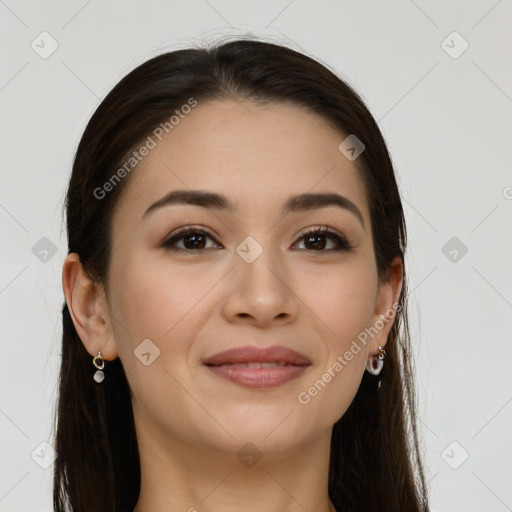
[{"xmin": 55, "ymin": 38, "xmax": 430, "ymax": 512}]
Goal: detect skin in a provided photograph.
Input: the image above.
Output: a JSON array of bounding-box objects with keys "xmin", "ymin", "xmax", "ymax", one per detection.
[{"xmin": 63, "ymin": 99, "xmax": 402, "ymax": 512}]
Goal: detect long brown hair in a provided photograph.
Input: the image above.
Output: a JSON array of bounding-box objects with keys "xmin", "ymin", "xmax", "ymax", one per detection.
[{"xmin": 54, "ymin": 38, "xmax": 430, "ymax": 512}]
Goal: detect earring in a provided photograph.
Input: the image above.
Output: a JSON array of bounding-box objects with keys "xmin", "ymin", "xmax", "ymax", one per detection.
[
  {"xmin": 365, "ymin": 345, "xmax": 386, "ymax": 390},
  {"xmin": 92, "ymin": 350, "xmax": 105, "ymax": 383}
]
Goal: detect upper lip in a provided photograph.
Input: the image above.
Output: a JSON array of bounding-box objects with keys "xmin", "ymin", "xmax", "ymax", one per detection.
[{"xmin": 203, "ymin": 345, "xmax": 311, "ymax": 366}]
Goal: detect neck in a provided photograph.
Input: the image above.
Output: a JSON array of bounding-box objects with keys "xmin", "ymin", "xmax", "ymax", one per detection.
[{"xmin": 132, "ymin": 421, "xmax": 337, "ymax": 512}]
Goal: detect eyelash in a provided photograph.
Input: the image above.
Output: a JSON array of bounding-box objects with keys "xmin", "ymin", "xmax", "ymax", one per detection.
[{"xmin": 161, "ymin": 225, "xmax": 354, "ymax": 254}]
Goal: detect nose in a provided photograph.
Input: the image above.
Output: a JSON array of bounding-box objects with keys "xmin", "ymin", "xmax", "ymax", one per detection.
[{"xmin": 221, "ymin": 242, "xmax": 299, "ymax": 328}]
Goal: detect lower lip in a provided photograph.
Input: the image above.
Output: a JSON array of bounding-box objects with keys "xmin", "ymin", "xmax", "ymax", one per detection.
[{"xmin": 205, "ymin": 364, "xmax": 309, "ymax": 389}]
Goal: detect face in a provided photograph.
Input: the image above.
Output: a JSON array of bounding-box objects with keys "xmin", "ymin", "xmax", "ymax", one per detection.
[{"xmin": 95, "ymin": 99, "xmax": 399, "ymax": 457}]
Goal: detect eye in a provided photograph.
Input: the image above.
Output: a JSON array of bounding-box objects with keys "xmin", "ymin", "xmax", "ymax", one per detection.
[
  {"xmin": 293, "ymin": 226, "xmax": 354, "ymax": 252},
  {"xmin": 161, "ymin": 225, "xmax": 354, "ymax": 253},
  {"xmin": 162, "ymin": 227, "xmax": 221, "ymax": 252}
]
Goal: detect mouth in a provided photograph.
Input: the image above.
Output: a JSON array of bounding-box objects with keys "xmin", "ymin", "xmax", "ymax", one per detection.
[
  {"xmin": 213, "ymin": 361, "xmax": 295, "ymax": 368},
  {"xmin": 205, "ymin": 363, "xmax": 310, "ymax": 389},
  {"xmin": 203, "ymin": 345, "xmax": 311, "ymax": 389}
]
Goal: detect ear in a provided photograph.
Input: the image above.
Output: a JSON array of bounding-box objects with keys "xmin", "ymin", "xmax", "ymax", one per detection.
[
  {"xmin": 369, "ymin": 255, "xmax": 403, "ymax": 353},
  {"xmin": 62, "ymin": 253, "xmax": 119, "ymax": 361}
]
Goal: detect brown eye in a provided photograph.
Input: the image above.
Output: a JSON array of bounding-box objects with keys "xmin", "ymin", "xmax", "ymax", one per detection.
[
  {"xmin": 162, "ymin": 226, "xmax": 354, "ymax": 254},
  {"xmin": 294, "ymin": 227, "xmax": 354, "ymax": 252},
  {"xmin": 162, "ymin": 227, "xmax": 221, "ymax": 252}
]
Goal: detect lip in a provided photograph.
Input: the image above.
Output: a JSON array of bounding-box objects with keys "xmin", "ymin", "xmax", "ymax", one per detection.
[
  {"xmin": 203, "ymin": 345, "xmax": 311, "ymax": 366},
  {"xmin": 203, "ymin": 345, "xmax": 311, "ymax": 389}
]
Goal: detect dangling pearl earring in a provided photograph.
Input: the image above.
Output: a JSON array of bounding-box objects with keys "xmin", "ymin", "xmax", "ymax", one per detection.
[{"xmin": 92, "ymin": 350, "xmax": 105, "ymax": 383}]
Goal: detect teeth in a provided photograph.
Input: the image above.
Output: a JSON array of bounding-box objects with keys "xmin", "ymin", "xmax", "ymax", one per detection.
[
  {"xmin": 219, "ymin": 361, "xmax": 288, "ymax": 368},
  {"xmin": 261, "ymin": 361, "xmax": 288, "ymax": 368}
]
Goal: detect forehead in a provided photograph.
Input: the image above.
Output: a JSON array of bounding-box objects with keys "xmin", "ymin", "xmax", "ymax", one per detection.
[{"xmin": 113, "ymin": 99, "xmax": 369, "ymax": 224}]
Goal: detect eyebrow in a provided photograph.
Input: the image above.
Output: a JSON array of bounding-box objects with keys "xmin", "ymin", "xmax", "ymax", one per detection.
[{"xmin": 142, "ymin": 189, "xmax": 365, "ymax": 229}]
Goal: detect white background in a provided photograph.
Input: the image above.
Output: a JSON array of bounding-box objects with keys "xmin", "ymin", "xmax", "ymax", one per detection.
[{"xmin": 0, "ymin": 1, "xmax": 511, "ymax": 511}]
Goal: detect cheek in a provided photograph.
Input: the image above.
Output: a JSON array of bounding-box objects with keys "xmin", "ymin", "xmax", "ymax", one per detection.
[
  {"xmin": 302, "ymin": 264, "xmax": 376, "ymax": 342},
  {"xmin": 292, "ymin": 267, "xmax": 375, "ymax": 422},
  {"xmin": 108, "ymin": 256, "xmax": 221, "ymax": 434},
  {"xmin": 112, "ymin": 252, "xmax": 216, "ymax": 344}
]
